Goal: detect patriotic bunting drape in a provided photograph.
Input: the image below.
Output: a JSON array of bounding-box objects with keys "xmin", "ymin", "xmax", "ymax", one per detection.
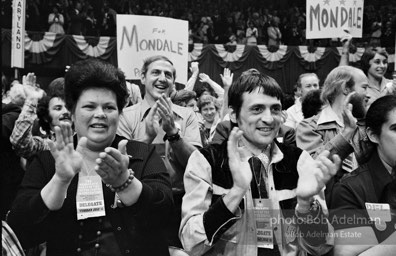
[{"xmin": 2, "ymin": 29, "xmax": 394, "ymax": 93}]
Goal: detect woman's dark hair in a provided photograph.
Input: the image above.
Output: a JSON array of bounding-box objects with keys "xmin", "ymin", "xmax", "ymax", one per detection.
[
  {"xmin": 366, "ymin": 95, "xmax": 396, "ymax": 137},
  {"xmin": 65, "ymin": 59, "xmax": 128, "ymax": 113},
  {"xmin": 301, "ymin": 89, "xmax": 323, "ymax": 119},
  {"xmin": 37, "ymin": 78, "xmax": 65, "ymax": 135},
  {"xmin": 195, "ymin": 83, "xmax": 218, "ymax": 99},
  {"xmin": 228, "ymin": 68, "xmax": 283, "ymax": 119},
  {"xmin": 360, "ymin": 47, "xmax": 388, "ymax": 75},
  {"xmin": 141, "ymin": 55, "xmax": 176, "ymax": 80}
]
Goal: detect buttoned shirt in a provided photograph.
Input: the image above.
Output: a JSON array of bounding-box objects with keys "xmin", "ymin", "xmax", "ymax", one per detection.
[
  {"xmin": 10, "ymin": 99, "xmax": 51, "ymax": 159},
  {"xmin": 330, "ymin": 150, "xmax": 395, "ymax": 243}
]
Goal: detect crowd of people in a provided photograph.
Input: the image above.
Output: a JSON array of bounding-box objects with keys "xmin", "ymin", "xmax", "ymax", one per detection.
[
  {"xmin": 2, "ymin": 34, "xmax": 396, "ymax": 255},
  {"xmin": 2, "ymin": 1, "xmax": 396, "ymax": 256},
  {"xmin": 1, "ymin": 0, "xmax": 395, "ymax": 47}
]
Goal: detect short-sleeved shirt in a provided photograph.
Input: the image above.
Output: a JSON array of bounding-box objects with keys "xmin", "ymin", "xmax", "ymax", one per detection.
[
  {"xmin": 330, "ymin": 150, "xmax": 395, "ymax": 243},
  {"xmin": 117, "ymin": 99, "xmax": 202, "ymax": 190}
]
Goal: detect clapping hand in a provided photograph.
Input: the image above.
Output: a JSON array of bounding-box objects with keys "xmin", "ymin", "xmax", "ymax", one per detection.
[
  {"xmin": 48, "ymin": 122, "xmax": 83, "ymax": 184},
  {"xmin": 157, "ymin": 94, "xmax": 178, "ymax": 135},
  {"xmin": 95, "ymin": 140, "xmax": 130, "ymax": 187},
  {"xmin": 341, "ymin": 92, "xmax": 358, "ymax": 138},
  {"xmin": 296, "ymin": 150, "xmax": 341, "ymax": 201},
  {"xmin": 143, "ymin": 102, "xmax": 161, "ymax": 143},
  {"xmin": 227, "ymin": 127, "xmax": 252, "ymax": 191}
]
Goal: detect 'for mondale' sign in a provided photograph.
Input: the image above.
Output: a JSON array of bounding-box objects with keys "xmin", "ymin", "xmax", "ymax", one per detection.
[{"xmin": 117, "ymin": 15, "xmax": 188, "ymax": 84}]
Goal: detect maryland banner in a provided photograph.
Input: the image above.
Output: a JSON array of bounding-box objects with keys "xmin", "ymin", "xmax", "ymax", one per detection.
[{"xmin": 1, "ymin": 29, "xmax": 394, "ymax": 93}]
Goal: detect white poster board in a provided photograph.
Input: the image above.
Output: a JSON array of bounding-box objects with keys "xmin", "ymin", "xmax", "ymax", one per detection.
[
  {"xmin": 117, "ymin": 15, "xmax": 188, "ymax": 84},
  {"xmin": 306, "ymin": 0, "xmax": 364, "ymax": 39},
  {"xmin": 11, "ymin": 0, "xmax": 26, "ymax": 68}
]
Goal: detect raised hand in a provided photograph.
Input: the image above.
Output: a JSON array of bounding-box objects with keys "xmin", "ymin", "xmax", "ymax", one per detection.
[
  {"xmin": 296, "ymin": 150, "xmax": 341, "ymax": 201},
  {"xmin": 190, "ymin": 62, "xmax": 199, "ymax": 75},
  {"xmin": 23, "ymin": 84, "xmax": 45, "ymax": 101},
  {"xmin": 227, "ymin": 127, "xmax": 252, "ymax": 191},
  {"xmin": 220, "ymin": 68, "xmax": 233, "ymax": 89},
  {"xmin": 341, "ymin": 92, "xmax": 358, "ymax": 136},
  {"xmin": 95, "ymin": 140, "xmax": 130, "ymax": 187},
  {"xmin": 22, "ymin": 72, "xmax": 37, "ymax": 87},
  {"xmin": 48, "ymin": 122, "xmax": 83, "ymax": 184},
  {"xmin": 340, "ymin": 29, "xmax": 352, "ymax": 48},
  {"xmin": 199, "ymin": 73, "xmax": 212, "ymax": 83}
]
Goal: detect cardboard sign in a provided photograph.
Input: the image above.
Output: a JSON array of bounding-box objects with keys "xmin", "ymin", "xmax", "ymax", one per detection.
[
  {"xmin": 117, "ymin": 15, "xmax": 188, "ymax": 84},
  {"xmin": 306, "ymin": 0, "xmax": 364, "ymax": 39}
]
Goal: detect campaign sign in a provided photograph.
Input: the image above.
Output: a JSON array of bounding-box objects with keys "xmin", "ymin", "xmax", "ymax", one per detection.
[
  {"xmin": 11, "ymin": 0, "xmax": 26, "ymax": 68},
  {"xmin": 117, "ymin": 15, "xmax": 188, "ymax": 84},
  {"xmin": 306, "ymin": 0, "xmax": 364, "ymax": 39}
]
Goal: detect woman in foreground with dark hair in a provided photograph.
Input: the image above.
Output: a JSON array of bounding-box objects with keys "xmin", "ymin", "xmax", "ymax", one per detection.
[{"xmin": 7, "ymin": 59, "xmax": 173, "ymax": 256}]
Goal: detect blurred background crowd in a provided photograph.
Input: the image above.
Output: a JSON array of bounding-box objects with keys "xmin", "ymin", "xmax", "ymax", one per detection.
[{"xmin": 1, "ymin": 0, "xmax": 395, "ymax": 47}]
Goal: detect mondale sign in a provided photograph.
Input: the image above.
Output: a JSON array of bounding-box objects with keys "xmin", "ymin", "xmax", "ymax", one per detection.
[
  {"xmin": 306, "ymin": 0, "xmax": 364, "ymax": 39},
  {"xmin": 117, "ymin": 15, "xmax": 188, "ymax": 83}
]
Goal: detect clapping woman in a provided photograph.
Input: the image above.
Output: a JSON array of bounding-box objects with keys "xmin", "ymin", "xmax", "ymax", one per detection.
[{"xmin": 7, "ymin": 59, "xmax": 173, "ymax": 256}]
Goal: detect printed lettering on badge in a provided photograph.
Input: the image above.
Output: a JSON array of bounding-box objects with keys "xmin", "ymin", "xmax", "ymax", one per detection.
[
  {"xmin": 76, "ymin": 175, "xmax": 106, "ymax": 220},
  {"xmin": 253, "ymin": 199, "xmax": 274, "ymax": 249},
  {"xmin": 365, "ymin": 203, "xmax": 391, "ymax": 223}
]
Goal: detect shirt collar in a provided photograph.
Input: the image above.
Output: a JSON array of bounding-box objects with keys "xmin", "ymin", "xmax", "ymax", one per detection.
[
  {"xmin": 140, "ymin": 98, "xmax": 184, "ymax": 122},
  {"xmin": 237, "ymin": 138, "xmax": 284, "ymax": 165},
  {"xmin": 317, "ymin": 105, "xmax": 344, "ymax": 127},
  {"xmin": 368, "ymin": 78, "xmax": 389, "ymax": 93}
]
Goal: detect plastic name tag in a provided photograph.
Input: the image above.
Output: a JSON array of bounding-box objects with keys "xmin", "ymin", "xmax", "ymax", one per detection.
[
  {"xmin": 365, "ymin": 203, "xmax": 391, "ymax": 222},
  {"xmin": 253, "ymin": 198, "xmax": 273, "ymax": 249},
  {"xmin": 76, "ymin": 175, "xmax": 106, "ymax": 220}
]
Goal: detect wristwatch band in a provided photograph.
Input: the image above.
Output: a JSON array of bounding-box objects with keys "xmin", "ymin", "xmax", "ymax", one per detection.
[{"xmin": 163, "ymin": 131, "xmax": 181, "ymax": 142}]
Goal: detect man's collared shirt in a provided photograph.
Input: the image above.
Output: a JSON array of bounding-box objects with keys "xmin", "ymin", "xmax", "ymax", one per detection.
[
  {"xmin": 117, "ymin": 99, "xmax": 202, "ymax": 189},
  {"xmin": 284, "ymin": 99, "xmax": 303, "ymax": 129}
]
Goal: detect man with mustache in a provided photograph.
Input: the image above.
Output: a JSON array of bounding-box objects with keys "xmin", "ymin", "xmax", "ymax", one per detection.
[
  {"xmin": 10, "ymin": 75, "xmax": 72, "ymax": 160},
  {"xmin": 117, "ymin": 55, "xmax": 202, "ymax": 253}
]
